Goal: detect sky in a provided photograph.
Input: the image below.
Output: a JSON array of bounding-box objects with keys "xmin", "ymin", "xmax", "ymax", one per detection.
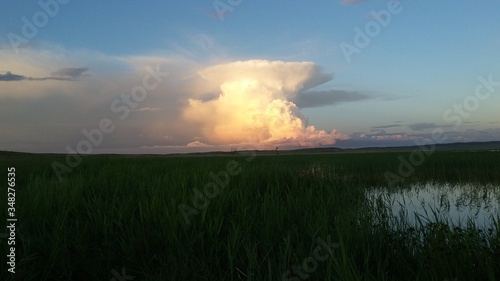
[{"xmin": 1, "ymin": 0, "xmax": 499, "ymax": 153}]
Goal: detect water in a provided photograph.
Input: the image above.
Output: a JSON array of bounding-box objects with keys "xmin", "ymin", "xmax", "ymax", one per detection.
[{"xmin": 366, "ymin": 183, "xmax": 500, "ymax": 228}]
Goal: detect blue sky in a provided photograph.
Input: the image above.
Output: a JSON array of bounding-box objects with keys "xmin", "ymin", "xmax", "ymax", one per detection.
[{"xmin": 1, "ymin": 0, "xmax": 499, "ymax": 153}]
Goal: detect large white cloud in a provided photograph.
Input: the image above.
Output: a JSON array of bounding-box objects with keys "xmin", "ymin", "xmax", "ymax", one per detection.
[{"xmin": 183, "ymin": 60, "xmax": 348, "ymax": 148}]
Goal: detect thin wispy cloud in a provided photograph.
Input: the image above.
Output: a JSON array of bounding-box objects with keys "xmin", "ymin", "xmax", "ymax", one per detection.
[
  {"xmin": 131, "ymin": 107, "xmax": 164, "ymax": 112},
  {"xmin": 408, "ymin": 123, "xmax": 453, "ymax": 131},
  {"xmin": 294, "ymin": 90, "xmax": 371, "ymax": 108},
  {"xmin": 51, "ymin": 67, "xmax": 89, "ymax": 79},
  {"xmin": 0, "ymin": 67, "xmax": 89, "ymax": 82},
  {"xmin": 342, "ymin": 0, "xmax": 370, "ymax": 5},
  {"xmin": 372, "ymin": 124, "xmax": 401, "ymax": 129}
]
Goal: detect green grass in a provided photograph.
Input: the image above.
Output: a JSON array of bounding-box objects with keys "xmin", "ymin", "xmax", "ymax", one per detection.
[{"xmin": 0, "ymin": 151, "xmax": 499, "ymax": 280}]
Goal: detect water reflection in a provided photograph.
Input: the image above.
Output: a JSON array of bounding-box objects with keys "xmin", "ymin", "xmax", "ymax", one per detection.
[{"xmin": 366, "ymin": 183, "xmax": 500, "ymax": 228}]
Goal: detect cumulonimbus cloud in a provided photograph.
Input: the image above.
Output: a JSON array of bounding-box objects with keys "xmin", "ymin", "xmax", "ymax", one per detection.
[{"xmin": 183, "ymin": 60, "xmax": 348, "ymax": 148}]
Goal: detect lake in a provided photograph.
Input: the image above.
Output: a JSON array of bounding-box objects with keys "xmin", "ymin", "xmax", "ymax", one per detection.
[{"xmin": 366, "ymin": 182, "xmax": 500, "ymax": 228}]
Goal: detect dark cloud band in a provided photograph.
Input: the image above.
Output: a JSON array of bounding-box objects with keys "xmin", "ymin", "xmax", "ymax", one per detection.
[{"xmin": 0, "ymin": 67, "xmax": 88, "ymax": 82}]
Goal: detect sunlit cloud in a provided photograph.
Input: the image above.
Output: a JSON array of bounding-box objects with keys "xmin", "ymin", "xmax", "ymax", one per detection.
[
  {"xmin": 186, "ymin": 141, "xmax": 213, "ymax": 148},
  {"xmin": 183, "ymin": 60, "xmax": 349, "ymax": 148}
]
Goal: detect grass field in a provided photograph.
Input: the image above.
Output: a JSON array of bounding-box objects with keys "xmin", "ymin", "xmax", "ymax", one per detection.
[{"xmin": 1, "ymin": 150, "xmax": 499, "ymax": 280}]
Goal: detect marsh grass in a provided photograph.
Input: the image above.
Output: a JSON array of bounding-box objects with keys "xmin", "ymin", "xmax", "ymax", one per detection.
[{"xmin": 0, "ymin": 151, "xmax": 499, "ymax": 280}]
